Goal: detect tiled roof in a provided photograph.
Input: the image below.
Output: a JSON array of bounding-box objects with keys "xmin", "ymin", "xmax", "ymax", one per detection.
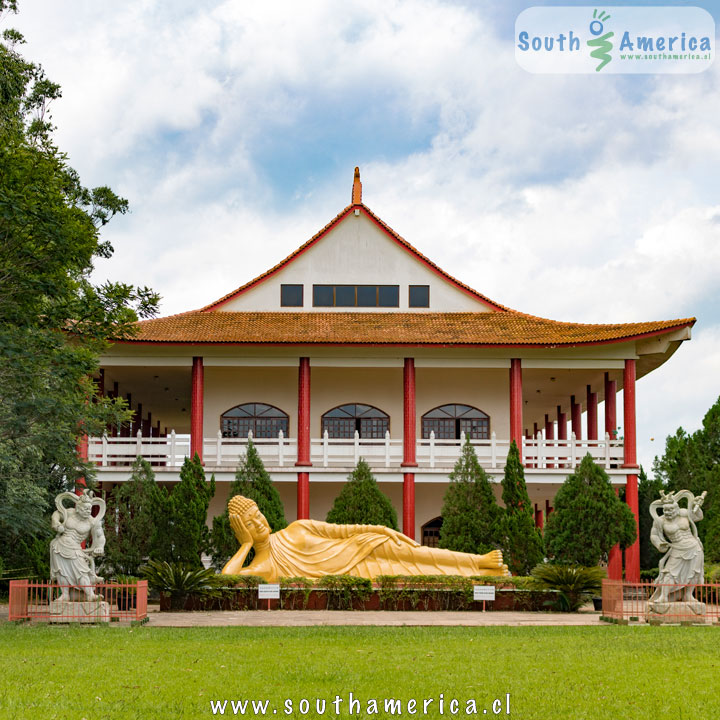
[
  {"xmin": 122, "ymin": 312, "xmax": 695, "ymax": 347},
  {"xmin": 201, "ymin": 204, "xmax": 509, "ymax": 312}
]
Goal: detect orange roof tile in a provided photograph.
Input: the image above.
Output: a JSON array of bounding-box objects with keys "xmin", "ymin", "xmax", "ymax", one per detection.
[{"xmin": 121, "ymin": 312, "xmax": 695, "ymax": 347}]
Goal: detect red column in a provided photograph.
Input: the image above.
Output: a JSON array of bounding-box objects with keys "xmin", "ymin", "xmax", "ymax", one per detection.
[
  {"xmin": 604, "ymin": 372, "xmax": 617, "ymax": 439},
  {"xmin": 570, "ymin": 395, "xmax": 582, "ymax": 439},
  {"xmin": 509, "ymin": 359, "xmax": 523, "ymax": 461},
  {"xmin": 605, "ymin": 372, "xmax": 622, "ymax": 579},
  {"xmin": 402, "ymin": 358, "xmax": 416, "ymax": 539},
  {"xmin": 296, "ymin": 357, "xmax": 311, "ymax": 519},
  {"xmin": 535, "ymin": 507, "xmax": 544, "ymax": 529},
  {"xmin": 586, "ymin": 384, "xmax": 598, "ymax": 441},
  {"xmin": 191, "ymin": 356, "xmax": 204, "ymax": 461},
  {"xmin": 402, "ymin": 358, "xmax": 417, "ymax": 467},
  {"xmin": 297, "ymin": 472, "xmax": 309, "ymax": 519},
  {"xmin": 623, "ymin": 359, "xmax": 640, "ymax": 582}
]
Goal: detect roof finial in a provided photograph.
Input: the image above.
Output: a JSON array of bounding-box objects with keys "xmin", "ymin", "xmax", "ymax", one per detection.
[{"xmin": 352, "ymin": 166, "xmax": 362, "ymax": 204}]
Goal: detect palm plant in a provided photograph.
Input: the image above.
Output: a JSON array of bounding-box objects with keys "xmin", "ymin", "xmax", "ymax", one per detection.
[
  {"xmin": 140, "ymin": 560, "xmax": 219, "ymax": 610},
  {"xmin": 531, "ymin": 564, "xmax": 606, "ymax": 612}
]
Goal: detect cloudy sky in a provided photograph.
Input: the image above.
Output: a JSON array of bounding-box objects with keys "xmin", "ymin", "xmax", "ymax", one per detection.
[{"xmin": 9, "ymin": 0, "xmax": 720, "ymax": 473}]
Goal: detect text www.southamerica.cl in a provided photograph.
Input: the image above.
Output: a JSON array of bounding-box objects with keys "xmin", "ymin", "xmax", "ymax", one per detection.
[{"xmin": 210, "ymin": 693, "xmax": 511, "ymax": 716}]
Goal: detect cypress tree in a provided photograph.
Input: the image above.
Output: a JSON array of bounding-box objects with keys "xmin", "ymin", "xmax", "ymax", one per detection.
[
  {"xmin": 438, "ymin": 438, "xmax": 501, "ymax": 555},
  {"xmin": 544, "ymin": 454, "xmax": 636, "ymax": 566},
  {"xmin": 499, "ymin": 441, "xmax": 544, "ymax": 575},
  {"xmin": 209, "ymin": 440, "xmax": 287, "ymax": 569},
  {"xmin": 151, "ymin": 453, "xmax": 215, "ymax": 567},
  {"xmin": 326, "ymin": 458, "xmax": 398, "ymax": 529},
  {"xmin": 105, "ymin": 456, "xmax": 160, "ymax": 576}
]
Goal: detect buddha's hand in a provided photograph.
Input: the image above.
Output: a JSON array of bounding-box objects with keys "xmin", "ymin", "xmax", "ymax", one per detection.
[
  {"xmin": 385, "ymin": 527, "xmax": 419, "ymax": 547},
  {"xmin": 229, "ymin": 513, "xmax": 252, "ymax": 545}
]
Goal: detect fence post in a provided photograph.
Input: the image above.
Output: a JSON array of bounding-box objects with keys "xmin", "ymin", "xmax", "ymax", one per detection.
[
  {"xmin": 136, "ymin": 429, "xmax": 142, "ymax": 458},
  {"xmin": 170, "ymin": 430, "xmax": 177, "ymax": 467},
  {"xmin": 385, "ymin": 430, "xmax": 390, "ymax": 468},
  {"xmin": 354, "ymin": 430, "xmax": 360, "ymax": 465},
  {"xmin": 536, "ymin": 431, "xmax": 544, "ymax": 469},
  {"xmin": 278, "ymin": 429, "xmax": 284, "ymax": 467},
  {"xmin": 604, "ymin": 432, "xmax": 611, "ymax": 468},
  {"xmin": 491, "ymin": 431, "xmax": 497, "ymax": 469},
  {"xmin": 429, "ymin": 430, "xmax": 435, "ymax": 469},
  {"xmin": 570, "ymin": 431, "xmax": 576, "ymax": 467},
  {"xmin": 215, "ymin": 430, "xmax": 222, "ymax": 465},
  {"xmin": 101, "ymin": 433, "xmax": 108, "ymax": 467},
  {"xmin": 323, "ymin": 429, "xmax": 329, "ymax": 468}
]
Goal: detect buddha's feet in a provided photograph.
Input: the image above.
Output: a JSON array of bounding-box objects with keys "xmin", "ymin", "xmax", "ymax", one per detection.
[{"xmin": 481, "ymin": 549, "xmax": 504, "ymax": 568}]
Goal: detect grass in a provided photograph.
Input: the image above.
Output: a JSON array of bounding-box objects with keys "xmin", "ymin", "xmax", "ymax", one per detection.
[{"xmin": 0, "ymin": 624, "xmax": 719, "ymax": 719}]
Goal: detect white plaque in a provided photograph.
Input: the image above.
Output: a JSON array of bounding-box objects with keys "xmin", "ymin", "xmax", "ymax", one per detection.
[
  {"xmin": 473, "ymin": 585, "xmax": 496, "ymax": 601},
  {"xmin": 258, "ymin": 583, "xmax": 281, "ymax": 600}
]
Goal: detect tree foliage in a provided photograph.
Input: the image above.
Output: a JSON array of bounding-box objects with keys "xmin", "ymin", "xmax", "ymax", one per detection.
[
  {"xmin": 0, "ymin": 3, "xmax": 159, "ymax": 569},
  {"xmin": 151, "ymin": 454, "xmax": 215, "ymax": 568},
  {"xmin": 543, "ymin": 455, "xmax": 636, "ymax": 566},
  {"xmin": 209, "ymin": 440, "xmax": 287, "ymax": 569},
  {"xmin": 326, "ymin": 459, "xmax": 398, "ymax": 529},
  {"xmin": 438, "ymin": 438, "xmax": 501, "ymax": 555},
  {"xmin": 104, "ymin": 457, "xmax": 161, "ymax": 576},
  {"xmin": 498, "ymin": 441, "xmax": 544, "ymax": 575},
  {"xmin": 653, "ymin": 395, "xmax": 720, "ymax": 547}
]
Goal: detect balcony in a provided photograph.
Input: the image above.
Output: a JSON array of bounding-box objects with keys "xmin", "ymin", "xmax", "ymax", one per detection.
[{"xmin": 88, "ymin": 430, "xmax": 625, "ymax": 473}]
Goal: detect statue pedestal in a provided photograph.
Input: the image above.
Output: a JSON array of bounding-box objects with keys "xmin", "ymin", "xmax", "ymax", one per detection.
[
  {"xmin": 646, "ymin": 601, "xmax": 708, "ymax": 625},
  {"xmin": 49, "ymin": 599, "xmax": 110, "ymax": 623}
]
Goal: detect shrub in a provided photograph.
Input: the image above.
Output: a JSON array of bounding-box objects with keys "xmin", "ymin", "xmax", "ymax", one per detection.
[
  {"xmin": 105, "ymin": 457, "xmax": 160, "ymax": 576},
  {"xmin": 531, "ymin": 563, "xmax": 606, "ymax": 612},
  {"xmin": 326, "ymin": 459, "xmax": 398, "ymax": 529},
  {"xmin": 498, "ymin": 441, "xmax": 544, "ymax": 575},
  {"xmin": 439, "ymin": 438, "xmax": 501, "ymax": 554},
  {"xmin": 150, "ymin": 454, "xmax": 215, "ymax": 567},
  {"xmin": 209, "ymin": 440, "xmax": 287, "ymax": 569},
  {"xmin": 543, "ymin": 454, "xmax": 636, "ymax": 566}
]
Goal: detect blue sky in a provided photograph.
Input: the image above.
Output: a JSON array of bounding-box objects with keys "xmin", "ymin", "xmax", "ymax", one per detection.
[{"xmin": 9, "ymin": 0, "xmax": 720, "ymax": 473}]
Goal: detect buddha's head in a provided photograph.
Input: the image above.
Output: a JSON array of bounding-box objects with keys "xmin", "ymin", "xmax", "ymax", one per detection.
[{"xmin": 228, "ymin": 495, "xmax": 271, "ymax": 544}]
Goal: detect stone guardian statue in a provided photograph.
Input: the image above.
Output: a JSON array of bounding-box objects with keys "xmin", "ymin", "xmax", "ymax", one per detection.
[{"xmin": 647, "ymin": 488, "xmax": 706, "ymax": 618}]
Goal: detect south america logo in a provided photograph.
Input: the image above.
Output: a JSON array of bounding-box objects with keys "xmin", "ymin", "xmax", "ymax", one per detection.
[{"xmin": 587, "ymin": 9, "xmax": 613, "ymax": 71}]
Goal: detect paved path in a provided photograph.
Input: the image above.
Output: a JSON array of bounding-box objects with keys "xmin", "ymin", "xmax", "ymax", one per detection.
[
  {"xmin": 144, "ymin": 609, "xmax": 601, "ymax": 627},
  {"xmin": 1, "ymin": 602, "xmax": 601, "ymax": 627}
]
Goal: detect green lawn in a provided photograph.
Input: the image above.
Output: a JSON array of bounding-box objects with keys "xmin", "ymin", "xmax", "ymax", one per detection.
[{"xmin": 0, "ymin": 624, "xmax": 718, "ymax": 719}]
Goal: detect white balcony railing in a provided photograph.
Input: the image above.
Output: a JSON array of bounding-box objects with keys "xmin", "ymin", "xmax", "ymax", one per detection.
[{"xmin": 88, "ymin": 430, "xmax": 624, "ymax": 471}]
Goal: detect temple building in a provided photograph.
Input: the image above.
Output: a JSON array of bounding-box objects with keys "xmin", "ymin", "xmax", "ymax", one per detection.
[{"xmin": 92, "ymin": 168, "xmax": 695, "ymax": 581}]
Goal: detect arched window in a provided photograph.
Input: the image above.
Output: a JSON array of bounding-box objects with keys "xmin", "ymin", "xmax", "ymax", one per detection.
[
  {"xmin": 221, "ymin": 403, "xmax": 289, "ymax": 439},
  {"xmin": 421, "ymin": 404, "xmax": 489, "ymax": 440},
  {"xmin": 321, "ymin": 403, "xmax": 389, "ymax": 439},
  {"xmin": 421, "ymin": 517, "xmax": 443, "ymax": 547}
]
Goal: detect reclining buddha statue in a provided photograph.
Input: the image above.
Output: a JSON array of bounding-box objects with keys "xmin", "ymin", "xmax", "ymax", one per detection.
[{"xmin": 221, "ymin": 495, "xmax": 509, "ymax": 581}]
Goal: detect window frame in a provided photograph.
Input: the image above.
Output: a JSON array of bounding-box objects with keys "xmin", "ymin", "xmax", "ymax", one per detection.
[
  {"xmin": 409, "ymin": 284, "xmax": 430, "ymax": 308},
  {"xmin": 312, "ymin": 284, "xmax": 400, "ymax": 308},
  {"xmin": 280, "ymin": 284, "xmax": 304, "ymax": 307}
]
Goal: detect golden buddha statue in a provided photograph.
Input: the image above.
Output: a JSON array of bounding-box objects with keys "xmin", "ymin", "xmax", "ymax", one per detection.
[{"xmin": 222, "ymin": 496, "xmax": 509, "ymax": 580}]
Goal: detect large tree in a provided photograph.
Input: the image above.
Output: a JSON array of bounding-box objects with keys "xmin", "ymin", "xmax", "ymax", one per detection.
[
  {"xmin": 209, "ymin": 440, "xmax": 287, "ymax": 569},
  {"xmin": 0, "ymin": 2, "xmax": 158, "ymax": 568},
  {"xmin": 439, "ymin": 438, "xmax": 501, "ymax": 555},
  {"xmin": 544, "ymin": 454, "xmax": 636, "ymax": 566},
  {"xmin": 498, "ymin": 441, "xmax": 544, "ymax": 575}
]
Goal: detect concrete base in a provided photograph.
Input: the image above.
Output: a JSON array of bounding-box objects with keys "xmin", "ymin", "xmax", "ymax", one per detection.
[
  {"xmin": 646, "ymin": 601, "xmax": 708, "ymax": 624},
  {"xmin": 49, "ymin": 599, "xmax": 110, "ymax": 623}
]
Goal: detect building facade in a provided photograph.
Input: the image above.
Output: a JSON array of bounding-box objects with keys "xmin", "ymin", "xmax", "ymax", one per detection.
[{"xmin": 92, "ymin": 169, "xmax": 695, "ymax": 581}]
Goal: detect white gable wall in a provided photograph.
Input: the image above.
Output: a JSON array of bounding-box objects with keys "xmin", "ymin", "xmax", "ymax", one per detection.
[{"xmin": 218, "ymin": 212, "xmax": 492, "ymax": 312}]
